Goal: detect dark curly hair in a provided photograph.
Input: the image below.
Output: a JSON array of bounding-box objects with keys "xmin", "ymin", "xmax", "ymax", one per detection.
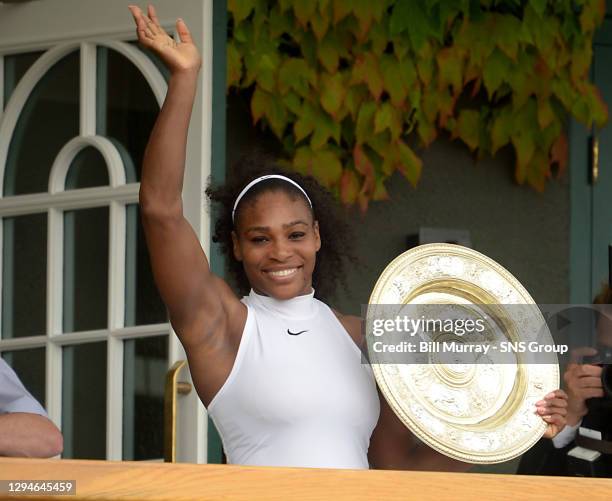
[{"xmin": 206, "ymin": 153, "xmax": 355, "ymax": 304}]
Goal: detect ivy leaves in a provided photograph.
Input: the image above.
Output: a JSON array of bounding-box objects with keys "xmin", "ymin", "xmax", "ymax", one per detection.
[{"xmin": 228, "ymin": 0, "xmax": 608, "ymax": 208}]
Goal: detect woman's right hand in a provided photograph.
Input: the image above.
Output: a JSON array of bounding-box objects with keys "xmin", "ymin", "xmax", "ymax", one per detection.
[{"xmin": 128, "ymin": 4, "xmax": 201, "ymax": 75}]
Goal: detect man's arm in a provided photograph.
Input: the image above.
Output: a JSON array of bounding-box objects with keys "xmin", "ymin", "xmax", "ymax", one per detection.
[
  {"xmin": 0, "ymin": 360, "xmax": 63, "ymax": 458},
  {"xmin": 0, "ymin": 413, "xmax": 63, "ymax": 458}
]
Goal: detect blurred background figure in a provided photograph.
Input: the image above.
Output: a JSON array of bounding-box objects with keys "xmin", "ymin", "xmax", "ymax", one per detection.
[{"xmin": 519, "ymin": 284, "xmax": 612, "ymax": 477}]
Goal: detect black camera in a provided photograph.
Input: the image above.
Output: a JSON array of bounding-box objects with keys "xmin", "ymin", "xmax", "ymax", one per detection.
[
  {"xmin": 583, "ymin": 345, "xmax": 612, "ymax": 407},
  {"xmin": 566, "ymin": 344, "xmax": 612, "ymax": 477}
]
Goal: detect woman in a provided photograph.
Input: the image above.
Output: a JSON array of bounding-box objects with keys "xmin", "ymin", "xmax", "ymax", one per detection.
[{"xmin": 128, "ymin": 5, "xmax": 568, "ymax": 470}]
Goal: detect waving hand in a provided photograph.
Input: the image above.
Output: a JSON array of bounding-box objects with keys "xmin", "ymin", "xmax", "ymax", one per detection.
[{"xmin": 128, "ymin": 4, "xmax": 201, "ymax": 75}]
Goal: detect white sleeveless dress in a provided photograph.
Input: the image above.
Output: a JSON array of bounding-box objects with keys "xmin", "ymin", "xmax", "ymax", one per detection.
[{"xmin": 207, "ymin": 289, "xmax": 380, "ymax": 469}]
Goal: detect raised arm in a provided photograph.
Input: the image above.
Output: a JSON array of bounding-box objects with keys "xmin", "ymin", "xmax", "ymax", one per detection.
[{"xmin": 128, "ymin": 5, "xmax": 244, "ymax": 352}]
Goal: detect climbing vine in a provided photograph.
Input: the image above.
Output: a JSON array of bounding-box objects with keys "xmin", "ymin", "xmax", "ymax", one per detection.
[{"xmin": 227, "ymin": 0, "xmax": 608, "ymax": 209}]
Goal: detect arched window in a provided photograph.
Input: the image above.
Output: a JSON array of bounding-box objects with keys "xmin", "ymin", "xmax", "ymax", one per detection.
[{"xmin": 0, "ymin": 41, "xmax": 169, "ymax": 460}]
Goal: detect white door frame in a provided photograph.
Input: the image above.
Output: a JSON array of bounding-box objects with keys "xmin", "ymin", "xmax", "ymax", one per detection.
[{"xmin": 0, "ymin": 0, "xmax": 213, "ymax": 463}]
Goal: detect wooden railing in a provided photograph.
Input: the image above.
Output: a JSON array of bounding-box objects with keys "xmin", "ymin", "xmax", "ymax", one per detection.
[{"xmin": 1, "ymin": 458, "xmax": 611, "ymax": 500}]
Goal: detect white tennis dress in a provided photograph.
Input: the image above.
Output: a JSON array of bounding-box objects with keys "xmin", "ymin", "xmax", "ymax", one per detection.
[{"xmin": 207, "ymin": 289, "xmax": 380, "ymax": 469}]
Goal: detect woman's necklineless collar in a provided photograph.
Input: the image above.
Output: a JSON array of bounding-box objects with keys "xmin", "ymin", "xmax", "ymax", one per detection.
[{"xmin": 248, "ymin": 288, "xmax": 316, "ymax": 319}]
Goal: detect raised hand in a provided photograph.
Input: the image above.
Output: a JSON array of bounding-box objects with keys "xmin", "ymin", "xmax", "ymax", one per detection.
[
  {"xmin": 128, "ymin": 4, "xmax": 201, "ymax": 75},
  {"xmin": 536, "ymin": 389, "xmax": 569, "ymax": 439}
]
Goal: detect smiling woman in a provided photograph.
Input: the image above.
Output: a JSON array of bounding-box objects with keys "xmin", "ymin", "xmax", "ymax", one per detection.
[
  {"xmin": 232, "ymin": 188, "xmax": 320, "ymax": 300},
  {"xmin": 129, "ymin": 4, "xmax": 569, "ymax": 471},
  {"xmin": 206, "ymin": 158, "xmax": 354, "ymax": 304}
]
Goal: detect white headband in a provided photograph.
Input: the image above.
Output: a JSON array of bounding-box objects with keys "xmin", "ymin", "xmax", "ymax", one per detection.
[{"xmin": 232, "ymin": 175, "xmax": 313, "ymax": 222}]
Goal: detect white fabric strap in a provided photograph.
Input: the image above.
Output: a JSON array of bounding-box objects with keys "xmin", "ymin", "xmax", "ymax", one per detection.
[{"xmin": 232, "ymin": 175, "xmax": 312, "ymax": 222}]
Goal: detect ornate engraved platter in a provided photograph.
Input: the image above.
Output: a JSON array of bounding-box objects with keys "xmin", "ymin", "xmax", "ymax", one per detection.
[{"xmin": 367, "ymin": 243, "xmax": 559, "ymax": 464}]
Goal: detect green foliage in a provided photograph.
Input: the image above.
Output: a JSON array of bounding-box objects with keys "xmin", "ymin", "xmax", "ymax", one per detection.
[{"xmin": 227, "ymin": 0, "xmax": 608, "ymax": 208}]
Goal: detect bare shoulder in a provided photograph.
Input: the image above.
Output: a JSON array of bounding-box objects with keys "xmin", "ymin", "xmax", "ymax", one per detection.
[{"xmin": 331, "ymin": 309, "xmax": 364, "ymax": 349}]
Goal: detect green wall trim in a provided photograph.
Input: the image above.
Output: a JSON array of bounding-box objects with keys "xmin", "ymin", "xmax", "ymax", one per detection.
[
  {"xmin": 206, "ymin": 0, "xmax": 227, "ymax": 465},
  {"xmin": 570, "ymin": 17, "xmax": 612, "ymax": 304}
]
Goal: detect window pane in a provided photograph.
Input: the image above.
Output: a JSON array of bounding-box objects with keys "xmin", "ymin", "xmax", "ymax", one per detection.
[
  {"xmin": 2, "ymin": 213, "xmax": 46, "ymax": 338},
  {"xmin": 62, "ymin": 341, "xmax": 106, "ymax": 459},
  {"xmin": 3, "ymin": 51, "xmax": 44, "ymax": 108},
  {"xmin": 97, "ymin": 46, "xmax": 160, "ymax": 182},
  {"xmin": 63, "ymin": 207, "xmax": 108, "ymax": 333},
  {"xmin": 123, "ymin": 336, "xmax": 167, "ymax": 460},
  {"xmin": 65, "ymin": 146, "xmax": 109, "ymax": 190},
  {"xmin": 1, "ymin": 348, "xmax": 46, "ymax": 407},
  {"xmin": 125, "ymin": 205, "xmax": 167, "ymax": 326},
  {"xmin": 4, "ymin": 50, "xmax": 79, "ymax": 196}
]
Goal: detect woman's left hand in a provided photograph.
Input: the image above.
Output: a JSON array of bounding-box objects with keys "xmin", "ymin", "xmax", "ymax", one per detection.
[{"xmin": 536, "ymin": 389, "xmax": 569, "ymax": 438}]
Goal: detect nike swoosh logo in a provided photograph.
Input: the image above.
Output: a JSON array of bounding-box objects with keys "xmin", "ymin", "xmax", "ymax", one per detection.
[{"xmin": 287, "ymin": 329, "xmax": 308, "ymax": 336}]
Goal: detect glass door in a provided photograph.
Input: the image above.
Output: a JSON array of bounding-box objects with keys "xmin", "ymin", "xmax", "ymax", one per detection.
[{"xmin": 0, "ymin": 0, "xmax": 213, "ymax": 463}]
